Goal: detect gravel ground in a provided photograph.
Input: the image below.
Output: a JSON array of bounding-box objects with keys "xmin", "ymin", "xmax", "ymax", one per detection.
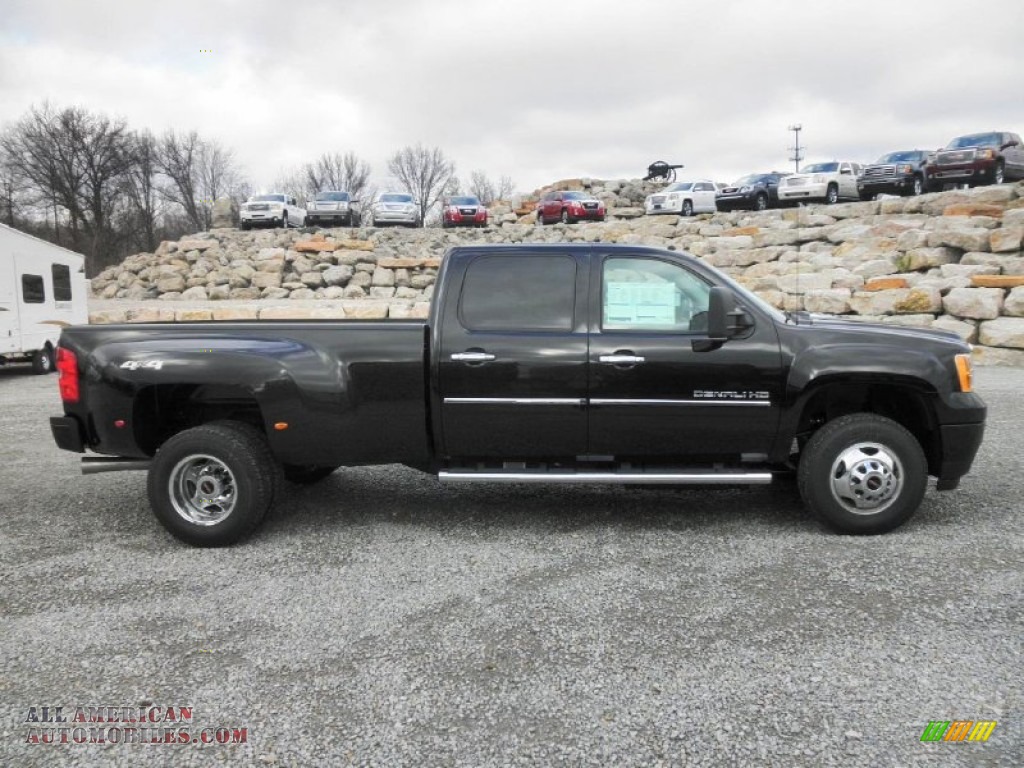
[{"xmin": 1, "ymin": 365, "xmax": 1021, "ymax": 767}]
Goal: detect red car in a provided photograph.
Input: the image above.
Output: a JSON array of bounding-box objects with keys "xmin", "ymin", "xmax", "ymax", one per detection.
[
  {"xmin": 441, "ymin": 196, "xmax": 488, "ymax": 228},
  {"xmin": 536, "ymin": 190, "xmax": 606, "ymax": 224}
]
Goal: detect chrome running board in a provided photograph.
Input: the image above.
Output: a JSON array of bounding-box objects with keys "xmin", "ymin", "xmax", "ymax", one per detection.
[{"xmin": 438, "ymin": 470, "xmax": 772, "ymax": 485}]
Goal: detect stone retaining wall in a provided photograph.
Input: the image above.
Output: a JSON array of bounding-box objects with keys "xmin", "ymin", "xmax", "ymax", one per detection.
[{"xmin": 88, "ymin": 180, "xmax": 1024, "ymax": 365}]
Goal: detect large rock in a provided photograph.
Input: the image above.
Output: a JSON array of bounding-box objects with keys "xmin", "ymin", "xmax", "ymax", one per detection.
[
  {"xmin": 849, "ymin": 288, "xmax": 912, "ymax": 315},
  {"xmin": 371, "ymin": 268, "xmax": 396, "ymax": 287},
  {"xmin": 927, "ymin": 228, "xmax": 991, "ymax": 252},
  {"xmin": 322, "ymin": 265, "xmax": 354, "ymax": 286},
  {"xmin": 180, "ymin": 285, "xmax": 208, "ymax": 300},
  {"xmin": 905, "ymin": 247, "xmax": 958, "ymax": 270},
  {"xmin": 978, "ymin": 317, "xmax": 1024, "ymax": 349},
  {"xmin": 252, "ymin": 272, "xmax": 283, "ymax": 289},
  {"xmin": 803, "ymin": 289, "xmax": 851, "ymax": 314},
  {"xmin": 1004, "ymin": 286, "xmax": 1024, "ymax": 316},
  {"xmin": 211, "ymin": 197, "xmax": 238, "ymax": 228},
  {"xmin": 931, "ymin": 315, "xmax": 977, "ymax": 343},
  {"xmin": 942, "ymin": 287, "xmax": 1004, "ymax": 320},
  {"xmin": 156, "ymin": 276, "xmax": 186, "ymax": 293},
  {"xmin": 990, "ymin": 227, "xmax": 1023, "ymax": 253}
]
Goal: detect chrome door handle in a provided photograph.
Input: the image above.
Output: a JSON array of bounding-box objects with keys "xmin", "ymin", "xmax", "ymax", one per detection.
[
  {"xmin": 451, "ymin": 352, "xmax": 496, "ymax": 362},
  {"xmin": 600, "ymin": 354, "xmax": 645, "ymax": 364}
]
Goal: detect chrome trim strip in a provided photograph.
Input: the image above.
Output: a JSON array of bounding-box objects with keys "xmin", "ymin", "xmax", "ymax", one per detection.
[
  {"xmin": 590, "ymin": 399, "xmax": 771, "ymax": 407},
  {"xmin": 443, "ymin": 397, "xmax": 585, "ymax": 405},
  {"xmin": 439, "ymin": 471, "xmax": 773, "ymax": 485}
]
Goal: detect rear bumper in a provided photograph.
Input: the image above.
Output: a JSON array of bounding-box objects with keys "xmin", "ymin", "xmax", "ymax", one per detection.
[{"xmin": 51, "ymin": 415, "xmax": 85, "ymax": 453}]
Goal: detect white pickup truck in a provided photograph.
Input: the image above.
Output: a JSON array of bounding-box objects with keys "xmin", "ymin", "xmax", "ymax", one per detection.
[
  {"xmin": 239, "ymin": 193, "xmax": 306, "ymax": 230},
  {"xmin": 776, "ymin": 161, "xmax": 863, "ymax": 205}
]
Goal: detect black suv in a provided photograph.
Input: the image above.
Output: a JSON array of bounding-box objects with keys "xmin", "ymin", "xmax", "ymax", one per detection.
[
  {"xmin": 715, "ymin": 172, "xmax": 789, "ymax": 211},
  {"xmin": 858, "ymin": 150, "xmax": 931, "ymax": 199}
]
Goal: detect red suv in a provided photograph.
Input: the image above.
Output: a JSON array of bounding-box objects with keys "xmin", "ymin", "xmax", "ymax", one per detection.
[
  {"xmin": 441, "ymin": 196, "xmax": 488, "ymax": 228},
  {"xmin": 536, "ymin": 190, "xmax": 606, "ymax": 224}
]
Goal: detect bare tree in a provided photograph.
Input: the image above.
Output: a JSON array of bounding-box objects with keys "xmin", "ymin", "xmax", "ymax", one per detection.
[
  {"xmin": 387, "ymin": 144, "xmax": 456, "ymax": 223},
  {"xmin": 0, "ymin": 148, "xmax": 25, "ymax": 227},
  {"xmin": 122, "ymin": 130, "xmax": 161, "ymax": 253},
  {"xmin": 469, "ymin": 170, "xmax": 516, "ymax": 205},
  {"xmin": 302, "ymin": 151, "xmax": 371, "ymax": 202},
  {"xmin": 158, "ymin": 130, "xmax": 204, "ymax": 231}
]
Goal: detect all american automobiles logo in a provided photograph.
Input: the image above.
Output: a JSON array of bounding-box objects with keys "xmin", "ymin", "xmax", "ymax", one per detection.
[
  {"xmin": 23, "ymin": 705, "xmax": 248, "ymax": 747},
  {"xmin": 920, "ymin": 720, "xmax": 997, "ymax": 742}
]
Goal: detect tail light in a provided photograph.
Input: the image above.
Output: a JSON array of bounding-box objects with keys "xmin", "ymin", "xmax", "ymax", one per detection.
[{"xmin": 56, "ymin": 347, "xmax": 80, "ymax": 403}]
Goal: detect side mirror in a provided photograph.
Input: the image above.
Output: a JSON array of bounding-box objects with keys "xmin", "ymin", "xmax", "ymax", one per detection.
[
  {"xmin": 840, "ymin": 168, "xmax": 852, "ymax": 175},
  {"xmin": 1002, "ymin": 141, "xmax": 1018, "ymax": 149},
  {"xmin": 706, "ymin": 286, "xmax": 753, "ymax": 341}
]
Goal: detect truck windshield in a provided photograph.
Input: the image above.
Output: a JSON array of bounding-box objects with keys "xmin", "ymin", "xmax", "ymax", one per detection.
[
  {"xmin": 252, "ymin": 194, "xmax": 286, "ymax": 202},
  {"xmin": 878, "ymin": 151, "xmax": 920, "ymax": 163},
  {"xmin": 947, "ymin": 133, "xmax": 1001, "ymax": 148},
  {"xmin": 315, "ymin": 192, "xmax": 350, "ymax": 201},
  {"xmin": 562, "ymin": 192, "xmax": 589, "ymax": 200},
  {"xmin": 449, "ymin": 196, "xmax": 480, "ymax": 206},
  {"xmin": 731, "ymin": 175, "xmax": 765, "ymax": 186},
  {"xmin": 380, "ymin": 194, "xmax": 412, "ymax": 203},
  {"xmin": 802, "ymin": 163, "xmax": 839, "ymax": 173},
  {"xmin": 666, "ymin": 182, "xmax": 694, "ymax": 192}
]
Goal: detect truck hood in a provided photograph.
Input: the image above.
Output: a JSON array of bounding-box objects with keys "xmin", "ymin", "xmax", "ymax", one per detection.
[{"xmin": 796, "ymin": 312, "xmax": 966, "ymax": 348}]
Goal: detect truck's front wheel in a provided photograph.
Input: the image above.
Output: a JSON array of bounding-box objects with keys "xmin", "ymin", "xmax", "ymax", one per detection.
[
  {"xmin": 797, "ymin": 413, "xmax": 927, "ymax": 535},
  {"xmin": 148, "ymin": 422, "xmax": 277, "ymax": 546}
]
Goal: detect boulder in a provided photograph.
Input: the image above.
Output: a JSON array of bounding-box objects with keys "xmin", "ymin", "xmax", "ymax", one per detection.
[
  {"xmin": 803, "ymin": 289, "xmax": 851, "ymax": 314},
  {"xmin": 927, "ymin": 228, "xmax": 990, "ymax": 252},
  {"xmin": 252, "ymin": 272, "xmax": 283, "ymax": 289},
  {"xmin": 990, "ymin": 227, "xmax": 1023, "ymax": 253},
  {"xmin": 931, "ymin": 315, "xmax": 977, "ymax": 343},
  {"xmin": 978, "ymin": 317, "xmax": 1024, "ymax": 349},
  {"xmin": 970, "ymin": 275, "xmax": 1024, "ymax": 288},
  {"xmin": 371, "ymin": 267, "xmax": 396, "ymax": 287},
  {"xmin": 212, "ymin": 197, "xmax": 239, "ymax": 228},
  {"xmin": 1004, "ymin": 286, "xmax": 1024, "ymax": 316},
  {"xmin": 179, "ymin": 286, "xmax": 208, "ymax": 300},
  {"xmin": 156, "ymin": 276, "xmax": 186, "ymax": 293},
  {"xmin": 322, "ymin": 265, "xmax": 355, "ymax": 286},
  {"xmin": 849, "ymin": 289, "xmax": 912, "ymax": 315},
  {"xmin": 905, "ymin": 247, "xmax": 958, "ymax": 270},
  {"xmin": 942, "ymin": 287, "xmax": 1004, "ymax": 320},
  {"xmin": 893, "ymin": 287, "xmax": 942, "ymax": 314}
]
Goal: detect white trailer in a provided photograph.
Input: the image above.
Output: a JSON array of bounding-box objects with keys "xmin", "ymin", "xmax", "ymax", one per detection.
[{"xmin": 0, "ymin": 223, "xmax": 89, "ymax": 374}]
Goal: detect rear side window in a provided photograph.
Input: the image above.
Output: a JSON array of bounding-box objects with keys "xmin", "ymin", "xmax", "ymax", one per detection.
[
  {"xmin": 22, "ymin": 274, "xmax": 45, "ymax": 303},
  {"xmin": 52, "ymin": 264, "xmax": 72, "ymax": 301},
  {"xmin": 460, "ymin": 255, "xmax": 576, "ymax": 331}
]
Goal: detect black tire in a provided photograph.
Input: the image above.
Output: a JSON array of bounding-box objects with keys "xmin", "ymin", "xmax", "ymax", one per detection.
[
  {"xmin": 681, "ymin": 199, "xmax": 694, "ymax": 216},
  {"xmin": 283, "ymin": 464, "xmax": 339, "ymax": 485},
  {"xmin": 536, "ymin": 212, "xmax": 544, "ymax": 226},
  {"xmin": 147, "ymin": 421, "xmax": 278, "ymax": 547},
  {"xmin": 797, "ymin": 413, "xmax": 927, "ymax": 535},
  {"xmin": 859, "ymin": 191, "xmax": 874, "ymax": 201},
  {"xmin": 240, "ymin": 221, "xmax": 250, "ymax": 231},
  {"xmin": 32, "ymin": 344, "xmax": 53, "ymax": 375},
  {"xmin": 910, "ymin": 176, "xmax": 924, "ymax": 196},
  {"xmin": 994, "ymin": 162, "xmax": 1005, "ymax": 185},
  {"xmin": 281, "ymin": 214, "xmax": 288, "ymax": 229},
  {"xmin": 825, "ymin": 184, "xmax": 839, "ymax": 204},
  {"xmin": 754, "ymin": 193, "xmax": 768, "ymax": 211},
  {"xmin": 560, "ymin": 209, "xmax": 570, "ymax": 224}
]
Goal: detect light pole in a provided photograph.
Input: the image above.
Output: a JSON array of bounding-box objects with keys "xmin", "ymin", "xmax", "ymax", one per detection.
[{"xmin": 788, "ymin": 124, "xmax": 804, "ymax": 173}]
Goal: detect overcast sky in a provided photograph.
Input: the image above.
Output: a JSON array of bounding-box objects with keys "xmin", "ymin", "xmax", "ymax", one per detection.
[{"xmin": 2, "ymin": 0, "xmax": 1022, "ymax": 197}]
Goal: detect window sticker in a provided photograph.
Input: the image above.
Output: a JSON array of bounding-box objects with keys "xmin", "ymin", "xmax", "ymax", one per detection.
[{"xmin": 605, "ymin": 282, "xmax": 677, "ymax": 326}]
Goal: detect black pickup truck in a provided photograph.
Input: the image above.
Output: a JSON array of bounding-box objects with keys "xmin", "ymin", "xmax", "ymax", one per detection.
[{"xmin": 50, "ymin": 244, "xmax": 986, "ymax": 546}]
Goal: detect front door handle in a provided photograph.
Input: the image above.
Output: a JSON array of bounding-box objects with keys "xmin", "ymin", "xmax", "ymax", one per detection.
[
  {"xmin": 451, "ymin": 351, "xmax": 496, "ymax": 362},
  {"xmin": 599, "ymin": 354, "xmax": 645, "ymax": 365}
]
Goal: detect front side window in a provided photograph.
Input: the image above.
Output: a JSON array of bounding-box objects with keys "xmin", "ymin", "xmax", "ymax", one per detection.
[
  {"xmin": 52, "ymin": 264, "xmax": 72, "ymax": 301},
  {"xmin": 460, "ymin": 255, "xmax": 576, "ymax": 332},
  {"xmin": 22, "ymin": 274, "xmax": 45, "ymax": 303},
  {"xmin": 602, "ymin": 257, "xmax": 710, "ymax": 333}
]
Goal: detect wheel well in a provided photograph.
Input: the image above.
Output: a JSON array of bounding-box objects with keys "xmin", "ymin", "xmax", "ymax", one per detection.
[
  {"xmin": 133, "ymin": 384, "xmax": 265, "ymax": 456},
  {"xmin": 794, "ymin": 381, "xmax": 940, "ymax": 475}
]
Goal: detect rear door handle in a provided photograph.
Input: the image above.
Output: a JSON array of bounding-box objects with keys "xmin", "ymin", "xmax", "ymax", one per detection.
[
  {"xmin": 451, "ymin": 352, "xmax": 496, "ymax": 362},
  {"xmin": 599, "ymin": 354, "xmax": 645, "ymax": 364}
]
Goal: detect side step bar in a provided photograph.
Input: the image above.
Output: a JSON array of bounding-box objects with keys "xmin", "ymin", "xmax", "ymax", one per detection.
[
  {"xmin": 82, "ymin": 457, "xmax": 152, "ymax": 475},
  {"xmin": 438, "ymin": 470, "xmax": 772, "ymax": 485}
]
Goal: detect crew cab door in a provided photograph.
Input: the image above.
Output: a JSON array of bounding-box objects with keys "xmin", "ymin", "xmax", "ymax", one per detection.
[
  {"xmin": 693, "ymin": 182, "xmax": 716, "ymax": 212},
  {"xmin": 437, "ymin": 250, "xmax": 589, "ymax": 459},
  {"xmin": 587, "ymin": 252, "xmax": 783, "ymax": 459}
]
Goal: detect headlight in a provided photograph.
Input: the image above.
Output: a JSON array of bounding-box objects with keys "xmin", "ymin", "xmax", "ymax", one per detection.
[
  {"xmin": 955, "ymin": 353, "xmax": 973, "ymax": 393},
  {"xmin": 976, "ymin": 149, "xmax": 995, "ymax": 160},
  {"xmin": 899, "ymin": 165, "xmax": 913, "ymax": 174},
  {"xmin": 269, "ymin": 203, "xmax": 283, "ymax": 209},
  {"xmin": 667, "ymin": 193, "xmax": 679, "ymax": 201},
  {"xmin": 739, "ymin": 186, "xmax": 751, "ymax": 193},
  {"xmin": 813, "ymin": 174, "xmax": 826, "ymax": 183}
]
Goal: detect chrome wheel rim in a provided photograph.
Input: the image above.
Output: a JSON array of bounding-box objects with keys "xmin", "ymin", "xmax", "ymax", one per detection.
[
  {"xmin": 829, "ymin": 442, "xmax": 903, "ymax": 515},
  {"xmin": 168, "ymin": 454, "xmax": 237, "ymax": 526},
  {"xmin": 995, "ymin": 166, "xmax": 1004, "ymax": 184}
]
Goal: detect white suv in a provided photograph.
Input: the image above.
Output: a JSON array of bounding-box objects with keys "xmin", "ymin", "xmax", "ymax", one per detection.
[
  {"xmin": 240, "ymin": 193, "xmax": 306, "ymax": 229},
  {"xmin": 370, "ymin": 192, "xmax": 420, "ymax": 227},
  {"xmin": 645, "ymin": 180, "xmax": 721, "ymax": 216},
  {"xmin": 776, "ymin": 161, "xmax": 863, "ymax": 205}
]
